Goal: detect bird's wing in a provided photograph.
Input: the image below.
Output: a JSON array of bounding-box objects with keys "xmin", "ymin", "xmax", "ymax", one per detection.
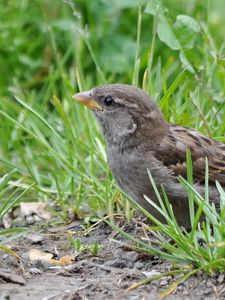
[{"xmin": 156, "ymin": 125, "xmax": 225, "ymax": 184}]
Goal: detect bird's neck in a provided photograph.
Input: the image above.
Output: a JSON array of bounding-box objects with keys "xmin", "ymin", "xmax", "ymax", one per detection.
[{"xmin": 107, "ymin": 119, "xmax": 169, "ymax": 153}]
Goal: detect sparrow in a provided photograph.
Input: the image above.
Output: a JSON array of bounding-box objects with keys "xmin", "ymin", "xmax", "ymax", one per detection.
[{"xmin": 73, "ymin": 84, "xmax": 225, "ymax": 228}]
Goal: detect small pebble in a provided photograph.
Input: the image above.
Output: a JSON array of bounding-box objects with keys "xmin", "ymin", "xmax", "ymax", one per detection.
[
  {"xmin": 159, "ymin": 279, "xmax": 169, "ymax": 286},
  {"xmin": 2, "ymin": 213, "xmax": 12, "ymax": 229},
  {"xmin": 204, "ymin": 287, "xmax": 212, "ymax": 295},
  {"xmin": 122, "ymin": 251, "xmax": 139, "ymax": 262},
  {"xmin": 104, "ymin": 259, "xmax": 128, "ymax": 268},
  {"xmin": 26, "ymin": 215, "xmax": 35, "ymax": 225},
  {"xmin": 26, "ymin": 234, "xmax": 44, "ymax": 244},
  {"xmin": 206, "ymin": 280, "xmax": 214, "ymax": 287},
  {"xmin": 134, "ymin": 261, "xmax": 145, "ymax": 269},
  {"xmin": 142, "ymin": 270, "xmax": 161, "ymax": 278},
  {"xmin": 217, "ymin": 273, "xmax": 224, "ymax": 283},
  {"xmin": 29, "ymin": 267, "xmax": 42, "ymax": 275}
]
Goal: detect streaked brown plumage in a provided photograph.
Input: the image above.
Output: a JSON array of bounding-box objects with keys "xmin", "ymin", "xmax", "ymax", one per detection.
[
  {"xmin": 73, "ymin": 84, "xmax": 225, "ymax": 228},
  {"xmin": 158, "ymin": 124, "xmax": 225, "ymax": 185}
]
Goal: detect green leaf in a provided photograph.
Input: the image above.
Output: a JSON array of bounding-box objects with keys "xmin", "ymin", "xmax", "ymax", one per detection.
[
  {"xmin": 145, "ymin": 1, "xmax": 180, "ymax": 50},
  {"xmin": 157, "ymin": 14, "xmax": 180, "ymax": 50},
  {"xmin": 146, "ymin": 3, "xmax": 200, "ymax": 52},
  {"xmin": 144, "ymin": 0, "xmax": 164, "ymax": 15},
  {"xmin": 102, "ymin": 0, "xmax": 148, "ymax": 10},
  {"xmin": 173, "ymin": 15, "xmax": 200, "ymax": 49},
  {"xmin": 179, "ymin": 51, "xmax": 195, "ymax": 73}
]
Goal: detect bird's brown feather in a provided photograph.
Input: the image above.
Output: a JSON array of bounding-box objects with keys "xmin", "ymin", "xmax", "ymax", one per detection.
[{"xmin": 157, "ymin": 124, "xmax": 225, "ymax": 184}]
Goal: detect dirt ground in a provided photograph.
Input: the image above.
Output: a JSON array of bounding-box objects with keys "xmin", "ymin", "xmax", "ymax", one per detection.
[{"xmin": 1, "ymin": 219, "xmax": 225, "ymax": 300}]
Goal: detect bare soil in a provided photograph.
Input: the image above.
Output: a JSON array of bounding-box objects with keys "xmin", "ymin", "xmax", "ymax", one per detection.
[{"xmin": 0, "ymin": 219, "xmax": 225, "ymax": 300}]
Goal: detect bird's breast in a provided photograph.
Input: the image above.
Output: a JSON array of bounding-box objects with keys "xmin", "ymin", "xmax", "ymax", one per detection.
[{"xmin": 107, "ymin": 145, "xmax": 156, "ymax": 203}]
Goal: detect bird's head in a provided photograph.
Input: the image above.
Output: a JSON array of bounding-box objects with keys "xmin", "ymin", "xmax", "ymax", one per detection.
[{"xmin": 73, "ymin": 84, "xmax": 167, "ymax": 148}]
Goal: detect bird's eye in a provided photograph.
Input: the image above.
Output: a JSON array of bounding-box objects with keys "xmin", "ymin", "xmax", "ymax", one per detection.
[{"xmin": 104, "ymin": 96, "xmax": 115, "ymax": 107}]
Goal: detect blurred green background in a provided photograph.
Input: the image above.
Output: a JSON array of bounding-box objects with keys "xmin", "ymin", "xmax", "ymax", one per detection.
[{"xmin": 0, "ymin": 0, "xmax": 225, "ymax": 222}]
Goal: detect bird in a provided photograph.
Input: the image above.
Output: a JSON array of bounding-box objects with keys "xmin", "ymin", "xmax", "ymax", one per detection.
[{"xmin": 73, "ymin": 84, "xmax": 225, "ymax": 228}]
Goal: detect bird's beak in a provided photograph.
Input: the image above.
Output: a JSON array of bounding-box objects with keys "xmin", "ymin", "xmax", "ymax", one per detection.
[{"xmin": 73, "ymin": 90, "xmax": 102, "ymax": 110}]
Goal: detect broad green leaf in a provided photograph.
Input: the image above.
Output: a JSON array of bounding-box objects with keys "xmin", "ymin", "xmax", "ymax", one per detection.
[
  {"xmin": 173, "ymin": 15, "xmax": 200, "ymax": 49},
  {"xmin": 157, "ymin": 14, "xmax": 180, "ymax": 50},
  {"xmin": 144, "ymin": 0, "xmax": 164, "ymax": 15}
]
